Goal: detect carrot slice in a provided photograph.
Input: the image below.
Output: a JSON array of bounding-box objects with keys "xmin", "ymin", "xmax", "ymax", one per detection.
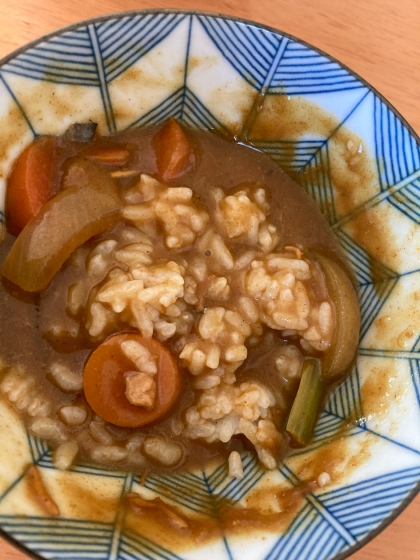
[
  {"xmin": 86, "ymin": 145, "xmax": 130, "ymax": 165},
  {"xmin": 6, "ymin": 136, "xmax": 56, "ymax": 236},
  {"xmin": 1, "ymin": 160, "xmax": 121, "ymax": 292},
  {"xmin": 83, "ymin": 333, "xmax": 181, "ymax": 428},
  {"xmin": 153, "ymin": 119, "xmax": 195, "ymax": 181}
]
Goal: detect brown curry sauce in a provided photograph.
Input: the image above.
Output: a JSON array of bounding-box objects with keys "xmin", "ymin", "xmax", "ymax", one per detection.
[{"xmin": 0, "ymin": 95, "xmax": 390, "ymax": 548}]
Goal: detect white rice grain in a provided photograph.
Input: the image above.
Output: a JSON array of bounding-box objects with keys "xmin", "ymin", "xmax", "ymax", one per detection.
[
  {"xmin": 211, "ymin": 234, "xmax": 234, "ymax": 270},
  {"xmin": 317, "ymin": 472, "xmax": 331, "ymax": 487},
  {"xmin": 224, "ymin": 345, "xmax": 247, "ymax": 363},
  {"xmin": 295, "ymin": 281, "xmax": 310, "ymax": 319},
  {"xmin": 123, "ymin": 205, "xmax": 155, "ymax": 221},
  {"xmin": 194, "ymin": 374, "xmax": 221, "ymax": 390},
  {"xmin": 121, "ymin": 340, "xmax": 157, "ymax": 374},
  {"xmin": 54, "ymin": 441, "xmax": 79, "ymax": 470},
  {"xmin": 90, "ymin": 445, "xmax": 128, "ymax": 463},
  {"xmin": 89, "ymin": 421, "xmax": 113, "ymax": 445},
  {"xmin": 228, "ymin": 451, "xmax": 244, "ymax": 480},
  {"xmin": 26, "ymin": 397, "xmax": 52, "ymax": 418},
  {"xmin": 238, "ymin": 297, "xmax": 260, "ymax": 323},
  {"xmin": 318, "ymin": 302, "xmax": 332, "ymax": 334},
  {"xmin": 49, "ymin": 364, "xmax": 83, "ymax": 393},
  {"xmin": 206, "ymin": 345, "xmax": 221, "ymax": 369},
  {"xmin": 143, "ymin": 436, "xmax": 183, "ymax": 466},
  {"xmin": 267, "ymin": 257, "xmax": 309, "ymax": 276},
  {"xmin": 125, "ymin": 434, "xmax": 145, "ymax": 453},
  {"xmin": 255, "ymin": 445, "xmax": 277, "ymax": 470},
  {"xmin": 59, "ymin": 405, "xmax": 87, "ymax": 426},
  {"xmin": 31, "ymin": 418, "xmax": 68, "ymax": 443}
]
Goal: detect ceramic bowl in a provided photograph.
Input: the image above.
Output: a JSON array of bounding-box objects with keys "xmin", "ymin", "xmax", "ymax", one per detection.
[{"xmin": 0, "ymin": 9, "xmax": 419, "ymax": 560}]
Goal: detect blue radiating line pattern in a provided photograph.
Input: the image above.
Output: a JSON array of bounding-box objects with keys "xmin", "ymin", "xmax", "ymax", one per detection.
[
  {"xmin": 265, "ymin": 502, "xmax": 347, "ymax": 560},
  {"xmin": 269, "ymin": 42, "xmax": 363, "ymax": 95},
  {"xmin": 0, "ymin": 11, "xmax": 419, "ymax": 560},
  {"xmin": 194, "ymin": 16, "xmax": 364, "ymax": 95},
  {"xmin": 208, "ymin": 453, "xmax": 265, "ymax": 503},
  {"xmin": 324, "ymin": 367, "xmax": 363, "ymax": 422},
  {"xmin": 252, "ymin": 140, "xmax": 325, "ymax": 171},
  {"xmin": 1, "ymin": 15, "xmax": 185, "ymax": 88},
  {"xmin": 411, "ymin": 358, "xmax": 420, "ymax": 408},
  {"xmin": 298, "ymin": 143, "xmax": 336, "ymax": 223},
  {"xmin": 27, "ymin": 432, "xmax": 50, "ymax": 464},
  {"xmin": 95, "ymin": 14, "xmax": 184, "ymax": 83},
  {"xmin": 140, "ymin": 470, "xmax": 217, "ymax": 516},
  {"xmin": 388, "ymin": 177, "xmax": 420, "ymax": 223},
  {"xmin": 358, "ymin": 277, "xmax": 399, "ymax": 339},
  {"xmin": 265, "ymin": 466, "xmax": 420, "ymax": 560},
  {"xmin": 374, "ymin": 96, "xmax": 420, "ymax": 191},
  {"xmin": 334, "ymin": 228, "xmax": 399, "ymax": 339},
  {"xmin": 118, "ymin": 531, "xmax": 185, "ymax": 560},
  {"xmin": 319, "ymin": 467, "xmax": 420, "ymax": 539},
  {"xmin": 36, "ymin": 451, "xmax": 127, "ymax": 479},
  {"xmin": 181, "ymin": 88, "xmax": 224, "ymax": 130},
  {"xmin": 289, "ymin": 353, "xmax": 365, "ymax": 459},
  {"xmin": 88, "ymin": 24, "xmax": 115, "ymax": 133},
  {"xmin": 0, "ymin": 516, "xmax": 113, "ymax": 559},
  {"xmin": 0, "ymin": 72, "xmax": 37, "ymax": 137},
  {"xmin": 127, "ymin": 86, "xmax": 224, "ymax": 131},
  {"xmin": 264, "ymin": 465, "xmax": 420, "ymax": 560},
  {"xmin": 335, "ymin": 229, "xmax": 396, "ymax": 286},
  {"xmin": 128, "ymin": 87, "xmax": 185, "ymax": 128},
  {"xmin": 2, "ymin": 29, "xmax": 99, "ymax": 86},
  {"xmin": 313, "ymin": 411, "xmax": 348, "ymax": 442},
  {"xmin": 358, "ymin": 273, "xmax": 398, "ymax": 340},
  {"xmin": 196, "ymin": 16, "xmax": 282, "ymax": 90},
  {"xmin": 139, "ymin": 453, "xmax": 264, "ymax": 515},
  {"xmin": 289, "ymin": 412, "xmax": 365, "ymax": 459}
]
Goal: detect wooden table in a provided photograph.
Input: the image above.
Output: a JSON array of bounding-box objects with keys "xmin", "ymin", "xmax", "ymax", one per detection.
[{"xmin": 0, "ymin": 1, "xmax": 419, "ymax": 559}]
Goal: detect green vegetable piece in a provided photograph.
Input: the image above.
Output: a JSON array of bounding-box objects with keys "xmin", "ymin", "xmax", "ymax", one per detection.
[
  {"xmin": 286, "ymin": 358, "xmax": 323, "ymax": 446},
  {"xmin": 1, "ymin": 160, "xmax": 121, "ymax": 292},
  {"xmin": 314, "ymin": 252, "xmax": 361, "ymax": 379}
]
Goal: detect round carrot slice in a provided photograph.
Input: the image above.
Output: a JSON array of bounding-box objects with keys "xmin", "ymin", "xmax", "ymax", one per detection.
[{"xmin": 83, "ymin": 333, "xmax": 181, "ymax": 428}]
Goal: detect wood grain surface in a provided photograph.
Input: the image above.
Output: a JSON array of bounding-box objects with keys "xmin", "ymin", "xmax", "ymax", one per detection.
[{"xmin": 0, "ymin": 1, "xmax": 419, "ymax": 560}]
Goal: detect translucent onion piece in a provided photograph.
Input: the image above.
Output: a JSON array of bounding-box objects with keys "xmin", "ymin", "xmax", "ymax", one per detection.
[
  {"xmin": 2, "ymin": 160, "xmax": 121, "ymax": 292},
  {"xmin": 315, "ymin": 252, "xmax": 361, "ymax": 378}
]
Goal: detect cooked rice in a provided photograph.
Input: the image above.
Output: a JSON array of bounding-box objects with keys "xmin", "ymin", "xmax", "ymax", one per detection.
[
  {"xmin": 89, "ymin": 421, "xmax": 114, "ymax": 445},
  {"xmin": 317, "ymin": 472, "xmax": 331, "ymax": 487},
  {"xmin": 90, "ymin": 445, "xmax": 128, "ymax": 463},
  {"xmin": 143, "ymin": 436, "xmax": 183, "ymax": 466},
  {"xmin": 59, "ymin": 405, "xmax": 87, "ymax": 426},
  {"xmin": 0, "ymin": 175, "xmax": 338, "ymax": 473},
  {"xmin": 49, "ymin": 363, "xmax": 83, "ymax": 393},
  {"xmin": 30, "ymin": 418, "xmax": 68, "ymax": 443},
  {"xmin": 54, "ymin": 441, "xmax": 79, "ymax": 470},
  {"xmin": 228, "ymin": 451, "xmax": 244, "ymax": 480}
]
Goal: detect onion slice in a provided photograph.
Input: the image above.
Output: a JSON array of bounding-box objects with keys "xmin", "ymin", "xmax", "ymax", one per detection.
[
  {"xmin": 314, "ymin": 252, "xmax": 361, "ymax": 378},
  {"xmin": 2, "ymin": 160, "xmax": 121, "ymax": 292}
]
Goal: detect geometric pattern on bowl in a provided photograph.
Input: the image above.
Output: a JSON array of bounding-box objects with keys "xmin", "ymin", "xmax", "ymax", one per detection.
[{"xmin": 0, "ymin": 10, "xmax": 419, "ymax": 560}]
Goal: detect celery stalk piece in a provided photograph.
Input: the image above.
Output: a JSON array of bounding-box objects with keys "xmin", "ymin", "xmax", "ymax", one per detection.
[{"xmin": 286, "ymin": 358, "xmax": 323, "ymax": 446}]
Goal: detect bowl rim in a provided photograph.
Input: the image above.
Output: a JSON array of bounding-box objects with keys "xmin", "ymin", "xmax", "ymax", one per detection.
[
  {"xmin": 0, "ymin": 7, "xmax": 418, "ymax": 148},
  {"xmin": 0, "ymin": 8, "xmax": 419, "ymax": 560}
]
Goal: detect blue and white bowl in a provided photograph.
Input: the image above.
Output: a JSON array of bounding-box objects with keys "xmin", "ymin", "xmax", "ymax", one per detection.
[{"xmin": 0, "ymin": 10, "xmax": 419, "ymax": 560}]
